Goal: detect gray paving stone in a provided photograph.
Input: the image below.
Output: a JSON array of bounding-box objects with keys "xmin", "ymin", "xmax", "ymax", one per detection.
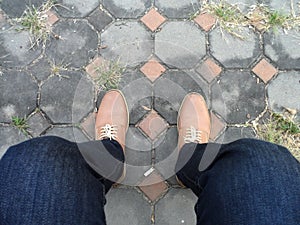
[
  {"xmin": 125, "ymin": 147, "xmax": 152, "ymax": 167},
  {"xmin": 44, "ymin": 126, "xmax": 89, "ymax": 142},
  {"xmin": 155, "ymin": 21, "xmax": 206, "ymax": 69},
  {"xmin": 165, "ymin": 175, "xmax": 179, "ymax": 186},
  {"xmin": 119, "ymin": 70, "xmax": 152, "ymax": 125},
  {"xmin": 105, "ymin": 188, "xmax": 152, "ymax": 225},
  {"xmin": 261, "ymin": 0, "xmax": 300, "ymax": 15},
  {"xmin": 155, "ymin": 188, "xmax": 197, "ymax": 225},
  {"xmin": 0, "ymin": 29, "xmax": 42, "ymax": 67},
  {"xmin": 122, "ymin": 127, "xmax": 153, "ymax": 185},
  {"xmin": 0, "ymin": 126, "xmax": 28, "ymax": 159},
  {"xmin": 210, "ymin": 27, "xmax": 260, "ymax": 68},
  {"xmin": 101, "ymin": 21, "xmax": 152, "ymax": 67},
  {"xmin": 27, "ymin": 57, "xmax": 51, "ymax": 82},
  {"xmin": 211, "ymin": 71, "xmax": 265, "ymax": 124},
  {"xmin": 1, "ymin": 0, "xmax": 45, "ymax": 18},
  {"xmin": 267, "ymin": 71, "xmax": 300, "ymax": 120},
  {"xmin": 0, "ymin": 71, "xmax": 38, "ymax": 122},
  {"xmin": 40, "ymin": 71, "xmax": 94, "ymax": 123},
  {"xmin": 154, "ymin": 70, "xmax": 208, "ymax": 124},
  {"xmin": 264, "ymin": 29, "xmax": 300, "ymax": 69},
  {"xmin": 226, "ymin": 0, "xmax": 256, "ymax": 12},
  {"xmin": 87, "ymin": 8, "xmax": 113, "ymax": 32},
  {"xmin": 154, "ymin": 127, "xmax": 179, "ymax": 181},
  {"xmin": 120, "ymin": 74, "xmax": 153, "ymax": 124},
  {"xmin": 126, "ymin": 127, "xmax": 152, "ymax": 154},
  {"xmin": 56, "ymin": 0, "xmax": 99, "ymax": 18},
  {"xmin": 27, "ymin": 112, "xmax": 51, "ymax": 137},
  {"xmin": 155, "ymin": 0, "xmax": 200, "ymax": 19},
  {"xmin": 125, "ymin": 129, "xmax": 152, "ymax": 170},
  {"xmin": 123, "ymin": 164, "xmax": 153, "ymax": 186},
  {"xmin": 101, "ymin": 0, "xmax": 151, "ymax": 19},
  {"xmin": 45, "ymin": 20, "xmax": 98, "ymax": 68},
  {"xmin": 96, "ymin": 90, "xmax": 107, "ymax": 109},
  {"xmin": 216, "ymin": 126, "xmax": 256, "ymax": 144}
]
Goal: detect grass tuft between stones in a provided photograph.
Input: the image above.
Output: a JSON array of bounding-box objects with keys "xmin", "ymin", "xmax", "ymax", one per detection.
[
  {"xmin": 202, "ymin": 1, "xmax": 247, "ymax": 39},
  {"xmin": 199, "ymin": 0, "xmax": 300, "ymax": 39},
  {"xmin": 11, "ymin": 116, "xmax": 29, "ymax": 135},
  {"xmin": 254, "ymin": 111, "xmax": 300, "ymax": 161},
  {"xmin": 94, "ymin": 60, "xmax": 124, "ymax": 91},
  {"xmin": 50, "ymin": 61, "xmax": 70, "ymax": 79},
  {"xmin": 14, "ymin": 0, "xmax": 56, "ymax": 48}
]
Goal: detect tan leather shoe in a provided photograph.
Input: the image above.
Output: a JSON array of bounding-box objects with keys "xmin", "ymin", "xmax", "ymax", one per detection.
[
  {"xmin": 177, "ymin": 92, "xmax": 211, "ymax": 151},
  {"xmin": 176, "ymin": 93, "xmax": 211, "ymax": 187},
  {"xmin": 95, "ymin": 90, "xmax": 129, "ymax": 151}
]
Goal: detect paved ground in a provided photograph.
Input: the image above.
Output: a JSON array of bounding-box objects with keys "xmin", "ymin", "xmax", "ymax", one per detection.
[{"xmin": 0, "ymin": 0, "xmax": 299, "ymax": 224}]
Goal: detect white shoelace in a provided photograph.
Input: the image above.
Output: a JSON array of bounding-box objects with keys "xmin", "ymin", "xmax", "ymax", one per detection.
[
  {"xmin": 97, "ymin": 124, "xmax": 118, "ymax": 140},
  {"xmin": 184, "ymin": 126, "xmax": 202, "ymax": 144}
]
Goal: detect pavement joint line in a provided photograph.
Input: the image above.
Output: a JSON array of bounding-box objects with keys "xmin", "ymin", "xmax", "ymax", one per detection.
[{"xmin": 0, "ymin": 0, "xmax": 299, "ymax": 223}]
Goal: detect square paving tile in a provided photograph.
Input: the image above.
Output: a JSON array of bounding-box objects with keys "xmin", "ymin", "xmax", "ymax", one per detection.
[
  {"xmin": 46, "ymin": 10, "xmax": 59, "ymax": 26},
  {"xmin": 87, "ymin": 9, "xmax": 113, "ymax": 32},
  {"xmin": 194, "ymin": 13, "xmax": 216, "ymax": 32},
  {"xmin": 252, "ymin": 58, "xmax": 278, "ymax": 83},
  {"xmin": 85, "ymin": 56, "xmax": 108, "ymax": 79},
  {"xmin": 138, "ymin": 110, "xmax": 169, "ymax": 140},
  {"xmin": 138, "ymin": 170, "xmax": 168, "ymax": 202},
  {"xmin": 196, "ymin": 58, "xmax": 222, "ymax": 83},
  {"xmin": 210, "ymin": 112, "xmax": 226, "ymax": 141},
  {"xmin": 140, "ymin": 58, "xmax": 166, "ymax": 82},
  {"xmin": 141, "ymin": 8, "xmax": 166, "ymax": 32},
  {"xmin": 27, "ymin": 112, "xmax": 51, "ymax": 137}
]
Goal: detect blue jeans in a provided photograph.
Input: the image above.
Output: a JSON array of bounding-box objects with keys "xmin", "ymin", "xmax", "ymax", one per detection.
[{"xmin": 0, "ymin": 137, "xmax": 299, "ymax": 224}]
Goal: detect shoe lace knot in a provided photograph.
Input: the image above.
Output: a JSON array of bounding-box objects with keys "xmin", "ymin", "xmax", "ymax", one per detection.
[
  {"xmin": 97, "ymin": 124, "xmax": 118, "ymax": 140},
  {"xmin": 184, "ymin": 126, "xmax": 202, "ymax": 144}
]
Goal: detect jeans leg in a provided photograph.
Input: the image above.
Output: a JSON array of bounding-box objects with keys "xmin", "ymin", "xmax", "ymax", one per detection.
[
  {"xmin": 0, "ymin": 136, "xmax": 124, "ymax": 225},
  {"xmin": 176, "ymin": 138, "xmax": 300, "ymax": 225}
]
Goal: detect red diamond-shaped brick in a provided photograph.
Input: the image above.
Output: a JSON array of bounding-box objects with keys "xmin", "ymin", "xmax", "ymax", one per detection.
[
  {"xmin": 46, "ymin": 10, "xmax": 59, "ymax": 26},
  {"xmin": 139, "ymin": 170, "xmax": 168, "ymax": 202},
  {"xmin": 141, "ymin": 8, "xmax": 166, "ymax": 32},
  {"xmin": 81, "ymin": 112, "xmax": 96, "ymax": 139},
  {"xmin": 140, "ymin": 59, "xmax": 166, "ymax": 82},
  {"xmin": 194, "ymin": 13, "xmax": 216, "ymax": 32},
  {"xmin": 196, "ymin": 58, "xmax": 222, "ymax": 83},
  {"xmin": 210, "ymin": 112, "xmax": 226, "ymax": 141},
  {"xmin": 138, "ymin": 110, "xmax": 168, "ymax": 140},
  {"xmin": 85, "ymin": 56, "xmax": 108, "ymax": 79},
  {"xmin": 252, "ymin": 58, "xmax": 278, "ymax": 83}
]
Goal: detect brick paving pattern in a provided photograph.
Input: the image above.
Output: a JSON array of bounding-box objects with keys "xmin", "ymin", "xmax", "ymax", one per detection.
[{"xmin": 0, "ymin": 0, "xmax": 299, "ymax": 224}]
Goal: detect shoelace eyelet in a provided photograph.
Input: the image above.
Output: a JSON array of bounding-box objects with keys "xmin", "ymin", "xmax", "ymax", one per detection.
[
  {"xmin": 184, "ymin": 126, "xmax": 202, "ymax": 144},
  {"xmin": 97, "ymin": 124, "xmax": 118, "ymax": 140}
]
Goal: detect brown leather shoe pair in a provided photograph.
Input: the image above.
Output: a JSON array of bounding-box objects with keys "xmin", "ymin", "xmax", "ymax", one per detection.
[{"xmin": 95, "ymin": 90, "xmax": 210, "ymax": 184}]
